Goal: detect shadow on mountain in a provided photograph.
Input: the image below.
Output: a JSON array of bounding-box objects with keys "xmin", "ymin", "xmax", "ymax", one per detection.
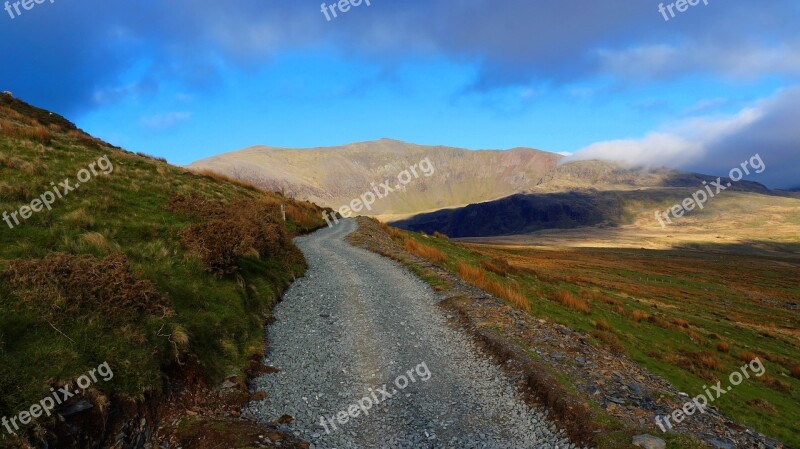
[
  {"xmin": 390, "ymin": 191, "xmax": 632, "ymax": 238},
  {"xmin": 656, "ymin": 170, "xmax": 771, "ymax": 193}
]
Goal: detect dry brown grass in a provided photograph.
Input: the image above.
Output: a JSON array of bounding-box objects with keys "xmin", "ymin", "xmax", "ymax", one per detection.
[
  {"xmin": 480, "ymin": 257, "xmax": 515, "ymax": 276},
  {"xmin": 595, "ymin": 320, "xmax": 612, "ymax": 332},
  {"xmin": 456, "ymin": 263, "xmax": 530, "ymax": 312},
  {"xmin": 591, "ymin": 330, "xmax": 625, "ymax": 354},
  {"xmin": 647, "ymin": 314, "xmax": 672, "ymax": 329},
  {"xmin": 716, "ymin": 342, "xmax": 730, "ymax": 353},
  {"xmin": 0, "ymin": 119, "xmax": 52, "ymax": 143},
  {"xmin": 82, "ymin": 232, "xmax": 115, "ymax": 253},
  {"xmin": 2, "ymin": 253, "xmax": 171, "ymax": 323},
  {"xmin": 686, "ymin": 330, "xmax": 706, "ymax": 345},
  {"xmin": 672, "ymin": 318, "xmax": 690, "ymax": 328},
  {"xmin": 404, "ymin": 238, "xmax": 447, "ymax": 263},
  {"xmin": 760, "ymin": 374, "xmax": 792, "ymax": 393},
  {"xmin": 552, "ymin": 290, "xmax": 591, "ymax": 314},
  {"xmin": 378, "ymin": 221, "xmax": 407, "ymax": 241},
  {"xmin": 284, "ymin": 202, "xmax": 322, "ymax": 230},
  {"xmin": 135, "ymin": 151, "xmax": 168, "ymax": 163},
  {"xmin": 791, "ymin": 365, "xmax": 800, "ymax": 379},
  {"xmin": 457, "ymin": 262, "xmax": 486, "ymax": 284},
  {"xmin": 0, "ymin": 182, "xmax": 30, "ymax": 201},
  {"xmin": 696, "ymin": 352, "xmax": 723, "ymax": 371},
  {"xmin": 738, "ymin": 351, "xmax": 760, "ymax": 363},
  {"xmin": 747, "ymin": 398, "xmax": 778, "ymax": 414},
  {"xmin": 169, "ymin": 194, "xmax": 290, "ymax": 274},
  {"xmin": 485, "ymin": 280, "xmax": 531, "ymax": 312},
  {"xmin": 193, "ymin": 169, "xmax": 262, "ymax": 192},
  {"xmin": 666, "ymin": 351, "xmax": 720, "ymax": 381},
  {"xmin": 631, "ymin": 310, "xmax": 650, "ymax": 322},
  {"xmin": 581, "ymin": 289, "xmax": 622, "ymax": 306},
  {"xmin": 433, "ymin": 231, "xmax": 449, "ymax": 240}
]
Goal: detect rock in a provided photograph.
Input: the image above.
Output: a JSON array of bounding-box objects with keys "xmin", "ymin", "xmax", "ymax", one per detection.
[
  {"xmin": 276, "ymin": 414, "xmax": 294, "ymax": 424},
  {"xmin": 632, "ymin": 434, "xmax": 666, "ymax": 449},
  {"xmin": 707, "ymin": 439, "xmax": 734, "ymax": 449}
]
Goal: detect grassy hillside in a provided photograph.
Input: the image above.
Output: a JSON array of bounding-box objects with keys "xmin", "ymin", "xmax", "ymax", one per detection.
[
  {"xmin": 388, "ymin": 228, "xmax": 800, "ymax": 446},
  {"xmin": 0, "ymin": 95, "xmax": 325, "ymax": 447}
]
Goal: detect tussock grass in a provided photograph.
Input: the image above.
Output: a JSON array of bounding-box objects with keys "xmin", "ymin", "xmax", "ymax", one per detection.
[
  {"xmin": 595, "ymin": 320, "xmax": 612, "ymax": 332},
  {"xmin": 552, "ymin": 290, "xmax": 591, "ymax": 314},
  {"xmin": 738, "ymin": 351, "xmax": 760, "ymax": 363},
  {"xmin": 456, "ymin": 262, "xmax": 531, "ymax": 312},
  {"xmin": 404, "ymin": 238, "xmax": 447, "ymax": 263}
]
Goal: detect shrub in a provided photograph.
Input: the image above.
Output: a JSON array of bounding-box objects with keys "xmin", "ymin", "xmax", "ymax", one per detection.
[
  {"xmin": 552, "ymin": 290, "xmax": 591, "ymax": 314},
  {"xmin": 791, "ymin": 365, "xmax": 800, "ymax": 379},
  {"xmin": 404, "ymin": 238, "xmax": 447, "ymax": 263},
  {"xmin": 2, "ymin": 253, "xmax": 170, "ymax": 324},
  {"xmin": 716, "ymin": 342, "xmax": 730, "ymax": 353},
  {"xmin": 166, "ymin": 193, "xmax": 226, "ymax": 218},
  {"xmin": 432, "ymin": 231, "xmax": 449, "ymax": 240},
  {"xmin": 171, "ymin": 194, "xmax": 290, "ymax": 274}
]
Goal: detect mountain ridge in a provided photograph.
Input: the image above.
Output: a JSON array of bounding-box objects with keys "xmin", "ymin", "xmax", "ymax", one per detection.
[{"xmin": 189, "ymin": 139, "xmax": 562, "ymax": 216}]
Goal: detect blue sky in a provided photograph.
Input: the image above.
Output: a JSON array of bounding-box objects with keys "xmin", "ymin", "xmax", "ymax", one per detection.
[{"xmin": 1, "ymin": 0, "xmax": 799, "ymax": 187}]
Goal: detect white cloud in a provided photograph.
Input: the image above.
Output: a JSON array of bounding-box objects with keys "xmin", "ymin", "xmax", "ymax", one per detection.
[
  {"xmin": 597, "ymin": 40, "xmax": 800, "ymax": 82},
  {"xmin": 566, "ymin": 87, "xmax": 800, "ymax": 189}
]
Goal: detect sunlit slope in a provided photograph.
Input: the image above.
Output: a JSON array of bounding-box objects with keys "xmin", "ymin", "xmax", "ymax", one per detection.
[{"xmin": 189, "ymin": 138, "xmax": 561, "ymax": 215}]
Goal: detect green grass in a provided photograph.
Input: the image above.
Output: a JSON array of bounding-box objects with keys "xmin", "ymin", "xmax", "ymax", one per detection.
[
  {"xmin": 0, "ymin": 98, "xmax": 325, "ymax": 444},
  {"xmin": 396, "ymin": 230, "xmax": 800, "ymax": 447}
]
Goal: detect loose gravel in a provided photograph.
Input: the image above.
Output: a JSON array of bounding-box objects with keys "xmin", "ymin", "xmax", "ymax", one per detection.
[{"xmin": 246, "ymin": 219, "xmax": 575, "ymax": 448}]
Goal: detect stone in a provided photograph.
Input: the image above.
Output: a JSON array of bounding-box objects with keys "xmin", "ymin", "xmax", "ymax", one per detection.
[{"xmin": 632, "ymin": 434, "xmax": 666, "ymax": 449}]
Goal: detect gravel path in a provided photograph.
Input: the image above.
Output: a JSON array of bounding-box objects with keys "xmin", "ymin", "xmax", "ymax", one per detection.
[{"xmin": 246, "ymin": 219, "xmax": 574, "ymax": 448}]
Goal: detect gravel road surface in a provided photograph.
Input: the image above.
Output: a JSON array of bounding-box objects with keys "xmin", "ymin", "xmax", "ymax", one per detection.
[{"xmin": 246, "ymin": 219, "xmax": 574, "ymax": 448}]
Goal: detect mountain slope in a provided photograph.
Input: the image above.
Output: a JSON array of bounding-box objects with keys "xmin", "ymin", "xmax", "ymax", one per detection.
[
  {"xmin": 391, "ymin": 160, "xmax": 797, "ymax": 241},
  {"xmin": 0, "ymin": 95, "xmax": 325, "ymax": 448},
  {"xmin": 188, "ymin": 139, "xmax": 561, "ymax": 217}
]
